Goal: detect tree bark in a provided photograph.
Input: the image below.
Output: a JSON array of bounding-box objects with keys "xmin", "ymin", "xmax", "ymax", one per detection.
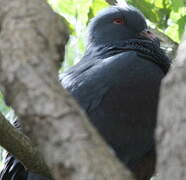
[
  {"xmin": 0, "ymin": 113, "xmax": 51, "ymax": 178},
  {"xmin": 0, "ymin": 0, "xmax": 134, "ymax": 180},
  {"xmin": 156, "ymin": 29, "xmax": 186, "ymax": 180}
]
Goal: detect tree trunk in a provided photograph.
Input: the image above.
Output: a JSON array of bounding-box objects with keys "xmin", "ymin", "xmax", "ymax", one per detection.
[
  {"xmin": 156, "ymin": 29, "xmax": 186, "ymax": 180},
  {"xmin": 0, "ymin": 0, "xmax": 134, "ymax": 180}
]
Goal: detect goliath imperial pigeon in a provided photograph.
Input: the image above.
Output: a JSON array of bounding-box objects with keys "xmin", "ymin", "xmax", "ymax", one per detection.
[{"xmin": 0, "ymin": 4, "xmax": 170, "ymax": 180}]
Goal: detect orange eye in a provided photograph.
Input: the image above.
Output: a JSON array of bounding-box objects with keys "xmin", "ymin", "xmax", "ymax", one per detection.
[{"xmin": 113, "ymin": 18, "xmax": 124, "ymax": 24}]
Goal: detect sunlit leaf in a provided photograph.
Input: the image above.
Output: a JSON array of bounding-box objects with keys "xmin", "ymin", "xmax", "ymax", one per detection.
[
  {"xmin": 154, "ymin": 0, "xmax": 164, "ymax": 8},
  {"xmin": 91, "ymin": 0, "xmax": 109, "ymax": 15},
  {"xmin": 166, "ymin": 23, "xmax": 180, "ymax": 42},
  {"xmin": 178, "ymin": 15, "xmax": 186, "ymax": 39},
  {"xmin": 171, "ymin": 0, "xmax": 184, "ymax": 12}
]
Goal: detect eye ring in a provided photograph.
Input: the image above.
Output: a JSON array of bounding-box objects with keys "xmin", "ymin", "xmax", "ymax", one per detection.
[{"xmin": 113, "ymin": 18, "xmax": 124, "ymax": 24}]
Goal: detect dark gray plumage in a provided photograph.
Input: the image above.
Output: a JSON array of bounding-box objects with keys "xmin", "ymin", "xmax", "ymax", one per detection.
[
  {"xmin": 0, "ymin": 5, "xmax": 170, "ymax": 180},
  {"xmin": 61, "ymin": 5, "xmax": 170, "ymax": 180}
]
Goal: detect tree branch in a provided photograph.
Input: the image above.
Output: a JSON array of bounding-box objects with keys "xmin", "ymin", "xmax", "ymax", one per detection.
[
  {"xmin": 156, "ymin": 28, "xmax": 186, "ymax": 179},
  {"xmin": 0, "ymin": 0, "xmax": 134, "ymax": 180},
  {"xmin": 0, "ymin": 114, "xmax": 52, "ymax": 178}
]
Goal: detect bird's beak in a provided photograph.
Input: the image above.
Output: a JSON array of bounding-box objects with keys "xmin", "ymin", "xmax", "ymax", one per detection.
[{"xmin": 139, "ymin": 29, "xmax": 162, "ymax": 42}]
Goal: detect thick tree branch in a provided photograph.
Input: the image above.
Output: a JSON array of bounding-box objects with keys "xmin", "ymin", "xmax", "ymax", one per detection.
[
  {"xmin": 156, "ymin": 28, "xmax": 186, "ymax": 179},
  {"xmin": 0, "ymin": 0, "xmax": 134, "ymax": 180},
  {"xmin": 0, "ymin": 114, "xmax": 52, "ymax": 178}
]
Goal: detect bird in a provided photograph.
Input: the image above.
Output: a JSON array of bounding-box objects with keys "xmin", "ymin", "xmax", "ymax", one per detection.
[
  {"xmin": 0, "ymin": 4, "xmax": 171, "ymax": 180},
  {"xmin": 60, "ymin": 4, "xmax": 170, "ymax": 180}
]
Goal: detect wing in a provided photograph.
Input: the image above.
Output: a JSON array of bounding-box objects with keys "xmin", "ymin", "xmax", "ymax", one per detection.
[
  {"xmin": 0, "ymin": 154, "xmax": 48, "ymax": 180},
  {"xmin": 0, "ymin": 118, "xmax": 28, "ymax": 180},
  {"xmin": 61, "ymin": 50, "xmax": 164, "ymax": 168},
  {"xmin": 0, "ymin": 155, "xmax": 27, "ymax": 180}
]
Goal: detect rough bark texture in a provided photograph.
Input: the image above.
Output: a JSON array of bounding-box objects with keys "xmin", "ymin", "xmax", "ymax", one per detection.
[
  {"xmin": 0, "ymin": 0, "xmax": 134, "ymax": 180},
  {"xmin": 0, "ymin": 114, "xmax": 51, "ymax": 178},
  {"xmin": 156, "ymin": 29, "xmax": 186, "ymax": 180}
]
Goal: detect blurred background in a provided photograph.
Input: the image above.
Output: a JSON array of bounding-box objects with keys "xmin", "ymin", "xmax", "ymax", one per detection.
[{"xmin": 0, "ymin": 0, "xmax": 185, "ymax": 171}]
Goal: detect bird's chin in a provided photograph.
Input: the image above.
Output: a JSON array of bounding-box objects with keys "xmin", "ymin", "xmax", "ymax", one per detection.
[
  {"xmin": 138, "ymin": 29, "xmax": 161, "ymax": 47},
  {"xmin": 151, "ymin": 37, "xmax": 160, "ymax": 47},
  {"xmin": 137, "ymin": 35, "xmax": 160, "ymax": 47}
]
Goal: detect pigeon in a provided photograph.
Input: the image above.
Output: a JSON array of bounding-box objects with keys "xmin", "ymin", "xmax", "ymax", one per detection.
[{"xmin": 61, "ymin": 5, "xmax": 170, "ymax": 180}]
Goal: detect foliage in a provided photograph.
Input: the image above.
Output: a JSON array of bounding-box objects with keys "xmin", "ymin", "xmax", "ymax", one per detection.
[
  {"xmin": 48, "ymin": 0, "xmax": 110, "ymax": 69},
  {"xmin": 128, "ymin": 0, "xmax": 186, "ymax": 42}
]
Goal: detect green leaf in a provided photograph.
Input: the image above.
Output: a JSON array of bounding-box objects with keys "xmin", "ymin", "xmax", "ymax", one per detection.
[
  {"xmin": 165, "ymin": 23, "xmax": 180, "ymax": 42},
  {"xmin": 91, "ymin": 0, "xmax": 109, "ymax": 15},
  {"xmin": 127, "ymin": 0, "xmax": 161, "ymax": 24},
  {"xmin": 178, "ymin": 15, "xmax": 186, "ymax": 39},
  {"xmin": 48, "ymin": 0, "xmax": 93, "ymax": 26},
  {"xmin": 0, "ymin": 93, "xmax": 10, "ymax": 115},
  {"xmin": 171, "ymin": 0, "xmax": 184, "ymax": 12},
  {"xmin": 87, "ymin": 0, "xmax": 109, "ymax": 24},
  {"xmin": 154, "ymin": 0, "xmax": 164, "ymax": 8}
]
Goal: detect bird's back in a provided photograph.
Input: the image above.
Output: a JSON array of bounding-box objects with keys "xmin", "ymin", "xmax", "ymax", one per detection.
[{"xmin": 62, "ymin": 50, "xmax": 164, "ymax": 173}]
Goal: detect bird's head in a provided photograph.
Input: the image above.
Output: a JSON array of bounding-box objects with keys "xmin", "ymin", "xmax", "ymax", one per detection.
[{"xmin": 87, "ymin": 5, "xmax": 159, "ymax": 46}]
